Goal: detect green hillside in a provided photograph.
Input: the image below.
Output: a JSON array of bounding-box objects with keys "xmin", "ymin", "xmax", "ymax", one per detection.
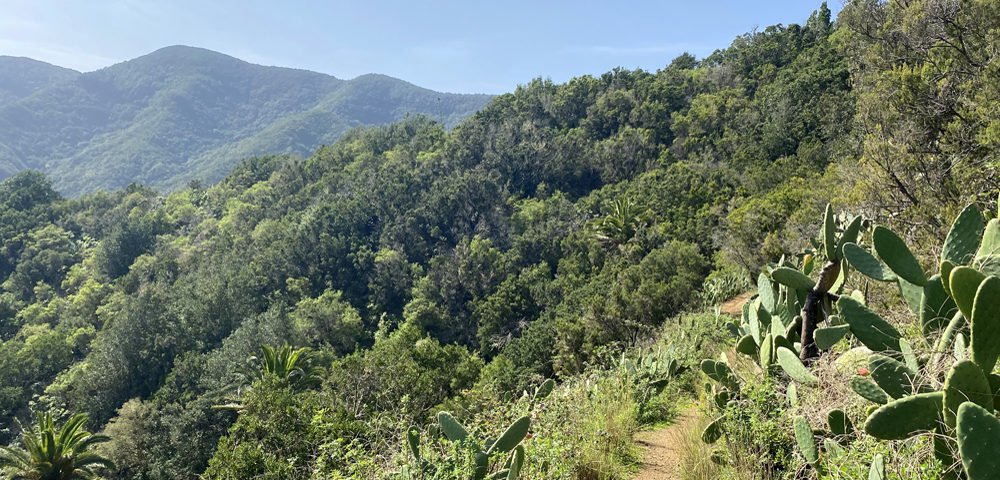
[
  {"xmin": 0, "ymin": 46, "xmax": 491, "ymax": 195},
  {"xmin": 0, "ymin": 2, "xmax": 998, "ymax": 479}
]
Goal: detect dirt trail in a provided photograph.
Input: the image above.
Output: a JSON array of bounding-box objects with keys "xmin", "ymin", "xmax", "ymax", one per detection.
[
  {"xmin": 632, "ymin": 407, "xmax": 700, "ymax": 480},
  {"xmin": 719, "ymin": 292, "xmax": 751, "ymax": 316}
]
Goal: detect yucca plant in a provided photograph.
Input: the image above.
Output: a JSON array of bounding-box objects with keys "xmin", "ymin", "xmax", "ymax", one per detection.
[{"xmin": 0, "ymin": 412, "xmax": 114, "ymax": 480}]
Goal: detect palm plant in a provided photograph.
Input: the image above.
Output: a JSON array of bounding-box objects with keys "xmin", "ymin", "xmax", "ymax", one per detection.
[
  {"xmin": 0, "ymin": 412, "xmax": 113, "ymax": 480},
  {"xmin": 248, "ymin": 344, "xmax": 325, "ymax": 390},
  {"xmin": 595, "ymin": 197, "xmax": 650, "ymax": 244}
]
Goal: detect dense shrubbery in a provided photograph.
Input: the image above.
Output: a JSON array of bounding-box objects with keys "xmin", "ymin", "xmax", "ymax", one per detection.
[{"xmin": 2, "ymin": 1, "xmax": 998, "ymax": 478}]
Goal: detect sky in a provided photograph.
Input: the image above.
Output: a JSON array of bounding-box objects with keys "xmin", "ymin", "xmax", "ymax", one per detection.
[{"xmin": 0, "ymin": 1, "xmax": 843, "ymax": 94}]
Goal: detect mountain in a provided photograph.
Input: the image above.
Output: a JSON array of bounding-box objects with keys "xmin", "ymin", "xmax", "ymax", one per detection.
[
  {"xmin": 0, "ymin": 46, "xmax": 492, "ymax": 195},
  {"xmin": 0, "ymin": 56, "xmax": 79, "ymax": 104}
]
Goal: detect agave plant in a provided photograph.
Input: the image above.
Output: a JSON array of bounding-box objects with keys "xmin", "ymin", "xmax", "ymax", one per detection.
[{"xmin": 0, "ymin": 412, "xmax": 114, "ymax": 480}]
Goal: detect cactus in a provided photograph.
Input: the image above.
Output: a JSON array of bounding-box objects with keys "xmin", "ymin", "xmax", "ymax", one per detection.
[
  {"xmin": 702, "ymin": 416, "xmax": 724, "ymax": 444},
  {"xmin": 975, "ymin": 219, "xmax": 1000, "ymax": 276},
  {"xmin": 843, "ymin": 243, "xmax": 897, "ymax": 282},
  {"xmin": 970, "ymin": 277, "xmax": 1000, "ymax": 373},
  {"xmin": 533, "ymin": 379, "xmax": 555, "ymax": 402},
  {"xmin": 838, "ymin": 297, "xmax": 902, "ymax": 353},
  {"xmin": 836, "ymin": 216, "xmax": 864, "ymax": 261},
  {"xmin": 868, "ymin": 354, "xmax": 926, "ymax": 400},
  {"xmin": 438, "ymin": 411, "xmax": 470, "ymax": 442},
  {"xmin": 850, "ymin": 377, "xmax": 888, "ymax": 405},
  {"xmin": 736, "ymin": 334, "xmax": 758, "ymax": 356},
  {"xmin": 823, "ymin": 438, "xmax": 844, "ymax": 460},
  {"xmin": 814, "ymin": 325, "xmax": 849, "ymax": 350},
  {"xmin": 949, "ymin": 266, "xmax": 985, "ymax": 319},
  {"xmin": 786, "ymin": 382, "xmax": 798, "ymax": 406},
  {"xmin": 486, "ymin": 416, "xmax": 531, "ymax": 455},
  {"xmin": 823, "ymin": 204, "xmax": 837, "ymax": 260},
  {"xmin": 873, "ymin": 226, "xmax": 927, "ymax": 286},
  {"xmin": 868, "ymin": 454, "xmax": 886, "ymax": 480},
  {"xmin": 772, "ymin": 267, "xmax": 816, "ymax": 291},
  {"xmin": 759, "ymin": 333, "xmax": 774, "ymax": 368},
  {"xmin": 625, "ymin": 348, "xmax": 685, "ymax": 416},
  {"xmin": 920, "ymin": 275, "xmax": 957, "ymax": 338},
  {"xmin": 943, "ymin": 360, "xmax": 992, "ymax": 428},
  {"xmin": 506, "ymin": 445, "xmax": 524, "ymax": 480},
  {"xmin": 700, "ymin": 360, "xmax": 739, "ymax": 393},
  {"xmin": 942, "ymin": 204, "xmax": 985, "ymax": 265},
  {"xmin": 407, "ymin": 426, "xmax": 421, "ymax": 459},
  {"xmin": 827, "ymin": 409, "xmax": 854, "ymax": 436},
  {"xmin": 794, "ymin": 416, "xmax": 819, "ymax": 466},
  {"xmin": 863, "ymin": 392, "xmax": 943, "ymax": 440},
  {"xmin": 941, "ymin": 260, "xmax": 956, "ymax": 297},
  {"xmin": 417, "ymin": 412, "xmax": 531, "ymax": 480},
  {"xmin": 956, "ymin": 402, "xmax": 1000, "ymax": 480},
  {"xmin": 758, "ymin": 273, "xmax": 777, "ymax": 312},
  {"xmin": 777, "ymin": 346, "xmax": 818, "ymax": 385}
]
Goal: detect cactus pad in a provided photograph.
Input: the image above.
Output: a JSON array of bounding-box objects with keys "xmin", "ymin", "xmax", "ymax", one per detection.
[
  {"xmin": 971, "ymin": 277, "xmax": 1000, "ymax": 373},
  {"xmin": 828, "ymin": 409, "xmax": 854, "ymax": 436},
  {"xmin": 957, "ymin": 402, "xmax": 1000, "ymax": 480},
  {"xmin": 794, "ymin": 416, "xmax": 819, "ymax": 465},
  {"xmin": 950, "ymin": 266, "xmax": 986, "ymax": 320},
  {"xmin": 864, "ymin": 392, "xmax": 943, "ymax": 440},
  {"xmin": 873, "ymin": 225, "xmax": 927, "ymax": 286},
  {"xmin": 869, "ymin": 354, "xmax": 924, "ymax": 400},
  {"xmin": 702, "ymin": 416, "xmax": 723, "ymax": 444},
  {"xmin": 736, "ymin": 334, "xmax": 758, "ymax": 357},
  {"xmin": 838, "ymin": 296, "xmax": 902, "ymax": 353},
  {"xmin": 942, "ymin": 204, "xmax": 985, "ymax": 266},
  {"xmin": 868, "ymin": 454, "xmax": 885, "ymax": 480},
  {"xmin": 836, "ymin": 216, "xmax": 864, "ymax": 261},
  {"xmin": 823, "ymin": 204, "xmax": 836, "ymax": 260},
  {"xmin": 777, "ymin": 346, "xmax": 818, "ymax": 385},
  {"xmin": 943, "ymin": 360, "xmax": 993, "ymax": 428},
  {"xmin": 701, "ymin": 360, "xmax": 739, "ymax": 392},
  {"xmin": 486, "ymin": 416, "xmax": 530, "ymax": 454},
  {"xmin": 851, "ymin": 377, "xmax": 889, "ymax": 404},
  {"xmin": 920, "ymin": 275, "xmax": 957, "ymax": 338},
  {"xmin": 507, "ymin": 445, "xmax": 524, "ymax": 480},
  {"xmin": 815, "ymin": 325, "xmax": 850, "ymax": 350},
  {"xmin": 843, "ymin": 243, "xmax": 897, "ymax": 282},
  {"xmin": 438, "ymin": 411, "xmax": 469, "ymax": 442},
  {"xmin": 758, "ymin": 273, "xmax": 776, "ymax": 312},
  {"xmin": 772, "ymin": 267, "xmax": 816, "ymax": 291}
]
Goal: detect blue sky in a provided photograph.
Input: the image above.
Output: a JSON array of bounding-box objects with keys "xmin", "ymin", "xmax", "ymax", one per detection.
[{"xmin": 1, "ymin": 1, "xmax": 842, "ymax": 94}]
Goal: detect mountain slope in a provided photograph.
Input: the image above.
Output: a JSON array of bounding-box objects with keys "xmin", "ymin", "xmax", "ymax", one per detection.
[
  {"xmin": 0, "ymin": 46, "xmax": 492, "ymax": 194},
  {"xmin": 0, "ymin": 56, "xmax": 79, "ymax": 104}
]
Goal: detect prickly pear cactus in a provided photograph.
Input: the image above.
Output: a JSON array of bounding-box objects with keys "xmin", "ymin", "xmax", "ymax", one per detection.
[{"xmin": 956, "ymin": 402, "xmax": 1000, "ymax": 480}]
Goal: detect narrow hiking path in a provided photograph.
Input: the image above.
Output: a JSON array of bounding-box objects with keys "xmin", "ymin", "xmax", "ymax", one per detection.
[{"xmin": 633, "ymin": 407, "xmax": 700, "ymax": 480}]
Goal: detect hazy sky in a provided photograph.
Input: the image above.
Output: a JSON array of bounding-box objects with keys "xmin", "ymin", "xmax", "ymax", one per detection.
[{"xmin": 1, "ymin": 1, "xmax": 842, "ymax": 94}]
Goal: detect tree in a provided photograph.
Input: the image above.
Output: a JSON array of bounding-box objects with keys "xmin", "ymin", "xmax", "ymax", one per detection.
[
  {"xmin": 839, "ymin": 0, "xmax": 1000, "ymax": 238},
  {"xmin": 0, "ymin": 412, "xmax": 113, "ymax": 479}
]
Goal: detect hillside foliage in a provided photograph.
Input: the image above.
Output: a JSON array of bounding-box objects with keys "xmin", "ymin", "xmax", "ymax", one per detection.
[{"xmin": 0, "ymin": 2, "xmax": 998, "ymax": 479}]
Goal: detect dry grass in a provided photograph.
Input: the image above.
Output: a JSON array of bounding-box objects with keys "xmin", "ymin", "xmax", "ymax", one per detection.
[{"xmin": 676, "ymin": 400, "xmax": 722, "ymax": 480}]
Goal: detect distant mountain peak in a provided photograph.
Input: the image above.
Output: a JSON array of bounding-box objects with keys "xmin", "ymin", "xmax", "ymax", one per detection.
[{"xmin": 0, "ymin": 46, "xmax": 493, "ymax": 195}]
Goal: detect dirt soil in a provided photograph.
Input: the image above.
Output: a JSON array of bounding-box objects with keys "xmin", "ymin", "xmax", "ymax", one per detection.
[
  {"xmin": 632, "ymin": 408, "xmax": 699, "ymax": 480},
  {"xmin": 718, "ymin": 292, "xmax": 751, "ymax": 316}
]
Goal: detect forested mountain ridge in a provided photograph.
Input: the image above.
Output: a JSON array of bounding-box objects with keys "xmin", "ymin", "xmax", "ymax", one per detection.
[
  {"xmin": 0, "ymin": 1, "xmax": 997, "ymax": 479},
  {"xmin": 0, "ymin": 56, "xmax": 79, "ymax": 105},
  {"xmin": 0, "ymin": 45, "xmax": 492, "ymax": 195}
]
